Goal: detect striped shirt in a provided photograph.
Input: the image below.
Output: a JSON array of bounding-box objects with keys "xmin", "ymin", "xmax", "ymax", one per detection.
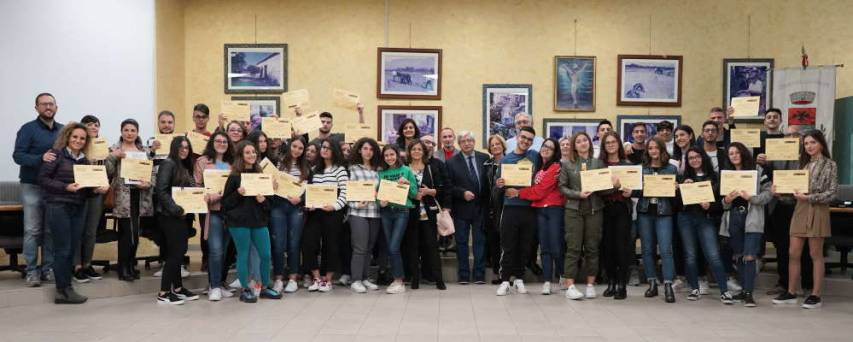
[
  {"xmin": 310, "ymin": 165, "xmax": 349, "ymax": 211},
  {"xmin": 347, "ymin": 164, "xmax": 380, "ymax": 218}
]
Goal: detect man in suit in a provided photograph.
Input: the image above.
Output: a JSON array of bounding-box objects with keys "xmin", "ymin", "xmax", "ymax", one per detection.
[
  {"xmin": 435, "ymin": 127, "xmax": 459, "ymax": 162},
  {"xmin": 446, "ymin": 130, "xmax": 489, "ymax": 284}
]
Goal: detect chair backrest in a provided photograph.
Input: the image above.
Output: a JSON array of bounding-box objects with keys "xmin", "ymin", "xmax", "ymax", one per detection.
[{"xmin": 0, "ymin": 182, "xmax": 22, "ymax": 205}]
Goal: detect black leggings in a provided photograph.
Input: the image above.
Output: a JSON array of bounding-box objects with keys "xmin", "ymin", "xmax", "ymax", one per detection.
[
  {"xmin": 403, "ymin": 214, "xmax": 443, "ymax": 282},
  {"xmin": 158, "ymin": 216, "xmax": 188, "ymax": 292},
  {"xmin": 302, "ymin": 210, "xmax": 344, "ymax": 274},
  {"xmin": 602, "ymin": 201, "xmax": 633, "ymax": 284},
  {"xmin": 117, "ymin": 189, "xmax": 140, "ymax": 268}
]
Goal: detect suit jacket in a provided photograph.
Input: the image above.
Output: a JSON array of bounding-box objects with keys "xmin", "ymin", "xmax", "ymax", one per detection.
[{"xmin": 446, "ymin": 150, "xmax": 489, "ymax": 220}]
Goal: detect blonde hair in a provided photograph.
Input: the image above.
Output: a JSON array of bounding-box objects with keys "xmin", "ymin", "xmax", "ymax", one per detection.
[
  {"xmin": 487, "ymin": 134, "xmax": 506, "ymax": 154},
  {"xmin": 53, "ymin": 121, "xmax": 90, "ymax": 152}
]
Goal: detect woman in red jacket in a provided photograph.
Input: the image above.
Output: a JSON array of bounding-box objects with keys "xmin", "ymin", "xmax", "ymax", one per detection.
[{"xmin": 505, "ymin": 138, "xmax": 564, "ymax": 295}]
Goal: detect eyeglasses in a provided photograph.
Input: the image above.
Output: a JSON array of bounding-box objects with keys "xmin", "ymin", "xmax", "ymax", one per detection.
[
  {"xmin": 321, "ymin": 145, "xmax": 331, "ymax": 150},
  {"xmin": 213, "ymin": 139, "xmax": 228, "ymax": 144},
  {"xmin": 687, "ymin": 155, "xmax": 703, "ymax": 161},
  {"xmin": 227, "ymin": 128, "xmax": 243, "ymax": 133},
  {"xmin": 703, "ymin": 128, "xmax": 717, "ymax": 133}
]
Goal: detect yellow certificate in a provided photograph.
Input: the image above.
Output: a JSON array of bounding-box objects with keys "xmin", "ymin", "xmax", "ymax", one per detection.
[
  {"xmin": 346, "ymin": 180, "xmax": 377, "ymax": 202},
  {"xmin": 680, "ymin": 181, "xmax": 715, "ymax": 205},
  {"xmin": 343, "ymin": 124, "xmax": 373, "ymax": 142},
  {"xmin": 730, "ymin": 96, "xmax": 761, "ymax": 117},
  {"xmin": 719, "ymin": 170, "xmax": 758, "ymax": 196},
  {"xmin": 262, "ymin": 117, "xmax": 292, "ymax": 139},
  {"xmin": 609, "ymin": 165, "xmax": 642, "ymax": 190},
  {"xmin": 258, "ymin": 157, "xmax": 277, "ymax": 175},
  {"xmin": 501, "ymin": 164, "xmax": 533, "ymax": 187},
  {"xmin": 241, "ymin": 173, "xmax": 274, "ymax": 196},
  {"xmin": 580, "ymin": 169, "xmax": 613, "ymax": 193},
  {"xmin": 275, "ymin": 172, "xmax": 305, "ymax": 199},
  {"xmin": 377, "ymin": 179, "xmax": 410, "ymax": 205},
  {"xmin": 202, "ymin": 169, "xmax": 230, "ymax": 194},
  {"xmin": 305, "ymin": 184, "xmax": 338, "ymax": 208},
  {"xmin": 172, "ymin": 187, "xmax": 207, "ymax": 214},
  {"xmin": 221, "ymin": 101, "xmax": 251, "ymax": 122},
  {"xmin": 186, "ymin": 131, "xmax": 210, "ymax": 152},
  {"xmin": 643, "ymin": 174, "xmax": 676, "ymax": 197},
  {"xmin": 120, "ymin": 157, "xmax": 153, "ymax": 182},
  {"xmin": 73, "ymin": 165, "xmax": 109, "ymax": 187},
  {"xmin": 333, "ymin": 88, "xmax": 360, "ymax": 110},
  {"xmin": 282, "ymin": 89, "xmax": 310, "ymax": 114},
  {"xmin": 773, "ymin": 170, "xmax": 809, "ymax": 194},
  {"xmin": 730, "ymin": 129, "xmax": 761, "ymax": 148},
  {"xmin": 292, "ymin": 111, "xmax": 323, "ymax": 135},
  {"xmin": 84, "ymin": 137, "xmax": 109, "ymax": 161},
  {"xmin": 765, "ymin": 138, "xmax": 800, "ymax": 161}
]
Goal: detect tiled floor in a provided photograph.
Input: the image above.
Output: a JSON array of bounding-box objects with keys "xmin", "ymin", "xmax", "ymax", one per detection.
[{"xmin": 1, "ymin": 281, "xmax": 852, "ymax": 342}]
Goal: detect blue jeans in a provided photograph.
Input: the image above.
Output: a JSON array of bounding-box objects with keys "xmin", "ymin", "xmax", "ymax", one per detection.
[
  {"xmin": 677, "ymin": 212, "xmax": 729, "ymax": 293},
  {"xmin": 206, "ymin": 212, "xmax": 229, "ymax": 287},
  {"xmin": 537, "ymin": 206, "xmax": 565, "ymax": 281},
  {"xmin": 21, "ymin": 183, "xmax": 52, "ymax": 274},
  {"xmin": 637, "ymin": 213, "xmax": 674, "ymax": 283},
  {"xmin": 270, "ymin": 201, "xmax": 304, "ymax": 277},
  {"xmin": 381, "ymin": 207, "xmax": 409, "ymax": 279},
  {"xmin": 45, "ymin": 202, "xmax": 84, "ymax": 290},
  {"xmin": 727, "ymin": 209, "xmax": 762, "ymax": 293},
  {"xmin": 453, "ymin": 212, "xmax": 486, "ymax": 282}
]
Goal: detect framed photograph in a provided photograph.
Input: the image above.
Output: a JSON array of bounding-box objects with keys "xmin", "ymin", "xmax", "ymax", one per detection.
[
  {"xmin": 482, "ymin": 84, "xmax": 532, "ymax": 145},
  {"xmin": 554, "ymin": 56, "xmax": 595, "ymax": 111},
  {"xmin": 616, "ymin": 115, "xmax": 681, "ymax": 144},
  {"xmin": 377, "ymin": 48, "xmax": 442, "ymax": 100},
  {"xmin": 723, "ymin": 58, "xmax": 773, "ymax": 115},
  {"xmin": 543, "ymin": 118, "xmax": 600, "ymax": 141},
  {"xmin": 377, "ymin": 106, "xmax": 442, "ymax": 144},
  {"xmin": 230, "ymin": 96, "xmax": 280, "ymax": 131},
  {"xmin": 224, "ymin": 44, "xmax": 287, "ymax": 94},
  {"xmin": 617, "ymin": 55, "xmax": 683, "ymax": 106}
]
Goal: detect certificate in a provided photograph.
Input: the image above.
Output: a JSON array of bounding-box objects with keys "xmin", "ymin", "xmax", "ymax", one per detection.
[
  {"xmin": 730, "ymin": 129, "xmax": 761, "ymax": 148},
  {"xmin": 773, "ymin": 170, "xmax": 809, "ymax": 194},
  {"xmin": 730, "ymin": 96, "xmax": 761, "ymax": 117},
  {"xmin": 202, "ymin": 169, "xmax": 230, "ymax": 194},
  {"xmin": 305, "ymin": 184, "xmax": 338, "ymax": 208},
  {"xmin": 221, "ymin": 101, "xmax": 251, "ymax": 122},
  {"xmin": 153, "ymin": 133, "xmax": 176, "ymax": 157},
  {"xmin": 84, "ymin": 137, "xmax": 109, "ymax": 161},
  {"xmin": 501, "ymin": 164, "xmax": 533, "ymax": 187},
  {"xmin": 333, "ymin": 89, "xmax": 360, "ymax": 110},
  {"xmin": 765, "ymin": 138, "xmax": 800, "ymax": 161},
  {"xmin": 73, "ymin": 165, "xmax": 109, "ymax": 187},
  {"xmin": 346, "ymin": 180, "xmax": 376, "ymax": 202},
  {"xmin": 241, "ymin": 173, "xmax": 274, "ymax": 196},
  {"xmin": 292, "ymin": 111, "xmax": 323, "ymax": 135},
  {"xmin": 580, "ymin": 169, "xmax": 613, "ymax": 193},
  {"xmin": 343, "ymin": 124, "xmax": 373, "ymax": 142},
  {"xmin": 643, "ymin": 175, "xmax": 676, "ymax": 197},
  {"xmin": 680, "ymin": 181, "xmax": 715, "ymax": 205},
  {"xmin": 120, "ymin": 155, "xmax": 153, "ymax": 182},
  {"xmin": 186, "ymin": 131, "xmax": 210, "ymax": 152},
  {"xmin": 172, "ymin": 187, "xmax": 207, "ymax": 214},
  {"xmin": 282, "ymin": 89, "xmax": 310, "ymax": 114},
  {"xmin": 719, "ymin": 170, "xmax": 758, "ymax": 196},
  {"xmin": 262, "ymin": 117, "xmax": 292, "ymax": 139},
  {"xmin": 609, "ymin": 165, "xmax": 642, "ymax": 190},
  {"xmin": 275, "ymin": 172, "xmax": 305, "ymax": 198},
  {"xmin": 258, "ymin": 157, "xmax": 277, "ymax": 175},
  {"xmin": 377, "ymin": 179, "xmax": 410, "ymax": 205}
]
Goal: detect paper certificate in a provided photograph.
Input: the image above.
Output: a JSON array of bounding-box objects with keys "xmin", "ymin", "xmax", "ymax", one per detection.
[
  {"xmin": 282, "ymin": 89, "xmax": 310, "ymax": 114},
  {"xmin": 773, "ymin": 170, "xmax": 809, "ymax": 194},
  {"xmin": 258, "ymin": 157, "xmax": 277, "ymax": 175},
  {"xmin": 730, "ymin": 129, "xmax": 761, "ymax": 148},
  {"xmin": 377, "ymin": 179, "xmax": 410, "ymax": 205},
  {"xmin": 154, "ymin": 133, "xmax": 175, "ymax": 149},
  {"xmin": 241, "ymin": 173, "xmax": 274, "ymax": 196},
  {"xmin": 609, "ymin": 165, "xmax": 642, "ymax": 190},
  {"xmin": 501, "ymin": 164, "xmax": 533, "ymax": 187},
  {"xmin": 580, "ymin": 169, "xmax": 613, "ymax": 193},
  {"xmin": 172, "ymin": 187, "xmax": 207, "ymax": 214},
  {"xmin": 643, "ymin": 175, "xmax": 676, "ymax": 197},
  {"xmin": 202, "ymin": 169, "xmax": 230, "ymax": 194},
  {"xmin": 73, "ymin": 165, "xmax": 109, "ymax": 188},
  {"xmin": 719, "ymin": 170, "xmax": 758, "ymax": 196},
  {"xmin": 730, "ymin": 96, "xmax": 761, "ymax": 117},
  {"xmin": 84, "ymin": 137, "xmax": 109, "ymax": 161},
  {"xmin": 186, "ymin": 131, "xmax": 210, "ymax": 152},
  {"xmin": 275, "ymin": 172, "xmax": 305, "ymax": 199},
  {"xmin": 333, "ymin": 89, "xmax": 360, "ymax": 110},
  {"xmin": 346, "ymin": 180, "xmax": 377, "ymax": 202},
  {"xmin": 262, "ymin": 117, "xmax": 292, "ymax": 139},
  {"xmin": 765, "ymin": 138, "xmax": 800, "ymax": 161},
  {"xmin": 343, "ymin": 124, "xmax": 373, "ymax": 142},
  {"xmin": 305, "ymin": 184, "xmax": 338, "ymax": 208},
  {"xmin": 120, "ymin": 156, "xmax": 153, "ymax": 182},
  {"xmin": 221, "ymin": 101, "xmax": 251, "ymax": 122},
  {"xmin": 292, "ymin": 112, "xmax": 323, "ymax": 135},
  {"xmin": 680, "ymin": 181, "xmax": 715, "ymax": 205}
]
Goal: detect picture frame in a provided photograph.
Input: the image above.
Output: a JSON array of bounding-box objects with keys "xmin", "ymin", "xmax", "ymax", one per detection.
[
  {"xmin": 482, "ymin": 84, "xmax": 532, "ymax": 146},
  {"xmin": 224, "ymin": 44, "xmax": 287, "ymax": 94},
  {"xmin": 230, "ymin": 96, "xmax": 280, "ymax": 131},
  {"xmin": 542, "ymin": 118, "xmax": 600, "ymax": 141},
  {"xmin": 554, "ymin": 56, "xmax": 596, "ymax": 112},
  {"xmin": 377, "ymin": 48, "xmax": 442, "ymax": 100},
  {"xmin": 616, "ymin": 114, "xmax": 681, "ymax": 144},
  {"xmin": 617, "ymin": 55, "xmax": 683, "ymax": 107},
  {"xmin": 377, "ymin": 105, "xmax": 442, "ymax": 145},
  {"xmin": 723, "ymin": 58, "xmax": 774, "ymax": 116}
]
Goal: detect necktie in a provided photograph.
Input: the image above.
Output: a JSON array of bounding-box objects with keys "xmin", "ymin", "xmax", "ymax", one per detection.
[{"xmin": 467, "ymin": 155, "xmax": 480, "ymax": 190}]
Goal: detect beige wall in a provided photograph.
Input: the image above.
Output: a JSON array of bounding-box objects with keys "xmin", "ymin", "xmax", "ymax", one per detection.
[{"xmin": 156, "ymin": 0, "xmax": 853, "ymax": 138}]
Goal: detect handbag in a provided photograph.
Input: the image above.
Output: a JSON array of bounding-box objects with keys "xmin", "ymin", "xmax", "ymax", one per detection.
[{"xmin": 427, "ymin": 163, "xmax": 455, "ymax": 236}]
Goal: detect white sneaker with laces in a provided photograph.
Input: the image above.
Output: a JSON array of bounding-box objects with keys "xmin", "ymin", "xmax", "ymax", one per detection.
[
  {"xmin": 541, "ymin": 281, "xmax": 552, "ymax": 295},
  {"xmin": 228, "ymin": 279, "xmax": 242, "ymax": 289},
  {"xmin": 672, "ymin": 278, "xmax": 684, "ymax": 293},
  {"xmin": 338, "ymin": 274, "xmax": 351, "ymax": 286},
  {"xmin": 180, "ymin": 266, "xmax": 190, "ymax": 278},
  {"xmin": 698, "ymin": 279, "xmax": 710, "ymax": 295},
  {"xmin": 220, "ymin": 287, "xmax": 235, "ymax": 298},
  {"xmin": 209, "ymin": 287, "xmax": 222, "ymax": 301},
  {"xmin": 318, "ymin": 281, "xmax": 332, "ymax": 292},
  {"xmin": 351, "ymin": 281, "xmax": 367, "ymax": 293},
  {"xmin": 302, "ymin": 275, "xmax": 313, "ymax": 289},
  {"xmin": 308, "ymin": 279, "xmax": 321, "ymax": 292},
  {"xmin": 153, "ymin": 266, "xmax": 164, "ymax": 278},
  {"xmin": 273, "ymin": 279, "xmax": 284, "ymax": 293},
  {"xmin": 727, "ymin": 277, "xmax": 742, "ymax": 293},
  {"xmin": 585, "ymin": 284, "xmax": 597, "ymax": 299},
  {"xmin": 513, "ymin": 279, "xmax": 528, "ymax": 294},
  {"xmin": 284, "ymin": 279, "xmax": 298, "ymax": 293},
  {"xmin": 362, "ymin": 279, "xmax": 379, "ymax": 291},
  {"xmin": 565, "ymin": 284, "xmax": 583, "ymax": 300},
  {"xmin": 496, "ymin": 281, "xmax": 511, "ymax": 296},
  {"xmin": 386, "ymin": 281, "xmax": 405, "ymax": 294}
]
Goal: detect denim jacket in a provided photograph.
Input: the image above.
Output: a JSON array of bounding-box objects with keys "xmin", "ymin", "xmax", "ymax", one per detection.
[{"xmin": 633, "ymin": 164, "xmax": 678, "ymax": 216}]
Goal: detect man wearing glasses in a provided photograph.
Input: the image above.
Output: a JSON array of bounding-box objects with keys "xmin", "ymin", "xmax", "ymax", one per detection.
[
  {"xmin": 700, "ymin": 120, "xmax": 727, "ymax": 173},
  {"xmin": 191, "ymin": 103, "xmax": 212, "ymax": 137}
]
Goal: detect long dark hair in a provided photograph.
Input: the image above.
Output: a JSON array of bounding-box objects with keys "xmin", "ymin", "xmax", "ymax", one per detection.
[
  {"xmin": 724, "ymin": 142, "xmax": 755, "ymax": 171},
  {"xmin": 247, "ymin": 130, "xmax": 272, "ymax": 161},
  {"xmin": 672, "ymin": 125, "xmax": 695, "ymax": 161},
  {"xmin": 597, "ymin": 131, "xmax": 625, "ymax": 163},
  {"xmin": 539, "ymin": 138, "xmax": 561, "ymax": 172},
  {"xmin": 381, "ymin": 144, "xmax": 403, "ymax": 169},
  {"xmin": 568, "ymin": 131, "xmax": 594, "ymax": 162},
  {"xmin": 280, "ymin": 137, "xmax": 309, "ymax": 181},
  {"xmin": 643, "ymin": 137, "xmax": 671, "ymax": 166},
  {"xmin": 350, "ymin": 137, "xmax": 381, "ymax": 169},
  {"xmin": 167, "ymin": 136, "xmax": 195, "ymax": 184},
  {"xmin": 683, "ymin": 146, "xmax": 716, "ymax": 180},
  {"xmin": 202, "ymin": 131, "xmax": 234, "ymax": 164},
  {"xmin": 799, "ymin": 129, "xmax": 832, "ymax": 168},
  {"xmin": 120, "ymin": 118, "xmax": 144, "ymax": 147},
  {"xmin": 313, "ymin": 137, "xmax": 345, "ymax": 174},
  {"xmin": 395, "ymin": 118, "xmax": 421, "ymax": 148},
  {"xmin": 231, "ymin": 141, "xmax": 260, "ymax": 175}
]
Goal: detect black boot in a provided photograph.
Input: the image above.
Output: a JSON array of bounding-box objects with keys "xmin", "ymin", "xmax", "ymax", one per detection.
[
  {"xmin": 664, "ymin": 283, "xmax": 676, "ymax": 303},
  {"xmin": 644, "ymin": 279, "xmax": 658, "ymax": 297},
  {"xmin": 436, "ymin": 280, "xmax": 446, "ymax": 290},
  {"xmin": 614, "ymin": 281, "xmax": 627, "ymax": 300},
  {"xmin": 410, "ymin": 277, "xmax": 420, "ymax": 290},
  {"xmin": 118, "ymin": 262, "xmax": 134, "ymax": 282},
  {"xmin": 603, "ymin": 280, "xmax": 616, "ymax": 297}
]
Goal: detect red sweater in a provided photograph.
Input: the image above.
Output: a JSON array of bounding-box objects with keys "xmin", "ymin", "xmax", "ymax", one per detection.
[{"xmin": 519, "ymin": 162, "xmax": 565, "ymax": 208}]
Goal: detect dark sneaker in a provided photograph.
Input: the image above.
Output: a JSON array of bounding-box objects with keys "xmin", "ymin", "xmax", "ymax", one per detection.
[
  {"xmin": 174, "ymin": 288, "xmax": 199, "ymax": 301},
  {"xmin": 73, "ymin": 270, "xmax": 90, "ymax": 284},
  {"xmin": 720, "ymin": 291, "xmax": 735, "ymax": 305},
  {"xmin": 84, "ymin": 266, "xmax": 103, "ymax": 280},
  {"xmin": 239, "ymin": 289, "xmax": 257, "ymax": 303},
  {"xmin": 55, "ymin": 288, "xmax": 88, "ymax": 304},
  {"xmin": 743, "ymin": 292, "xmax": 757, "ymax": 307},
  {"xmin": 25, "ymin": 272, "xmax": 41, "ymax": 287},
  {"xmin": 772, "ymin": 292, "xmax": 798, "ymax": 304},
  {"xmin": 801, "ymin": 295, "xmax": 822, "ymax": 309},
  {"xmin": 157, "ymin": 292, "xmax": 185, "ymax": 305},
  {"xmin": 260, "ymin": 287, "xmax": 282, "ymax": 299},
  {"xmin": 687, "ymin": 289, "xmax": 700, "ymax": 301},
  {"xmin": 731, "ymin": 292, "xmax": 745, "ymax": 303}
]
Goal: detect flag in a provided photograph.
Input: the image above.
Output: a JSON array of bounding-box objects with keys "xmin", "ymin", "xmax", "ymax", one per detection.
[{"xmin": 772, "ymin": 66, "xmax": 836, "ymax": 151}]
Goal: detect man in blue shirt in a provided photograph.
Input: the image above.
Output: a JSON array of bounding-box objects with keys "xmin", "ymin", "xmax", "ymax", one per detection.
[{"xmin": 13, "ymin": 93, "xmax": 64, "ymax": 287}]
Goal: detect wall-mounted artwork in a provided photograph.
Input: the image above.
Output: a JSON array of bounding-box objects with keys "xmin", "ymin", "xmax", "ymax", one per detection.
[
  {"xmin": 377, "ymin": 48, "xmax": 442, "ymax": 100},
  {"xmin": 554, "ymin": 56, "xmax": 595, "ymax": 111},
  {"xmin": 617, "ymin": 55, "xmax": 682, "ymax": 107},
  {"xmin": 224, "ymin": 44, "xmax": 287, "ymax": 94}
]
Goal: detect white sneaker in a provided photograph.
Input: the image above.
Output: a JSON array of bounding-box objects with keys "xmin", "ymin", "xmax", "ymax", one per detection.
[
  {"xmin": 727, "ymin": 277, "xmax": 742, "ymax": 293},
  {"xmin": 284, "ymin": 280, "xmax": 298, "ymax": 293},
  {"xmin": 351, "ymin": 281, "xmax": 367, "ymax": 293},
  {"xmin": 362, "ymin": 279, "xmax": 379, "ymax": 291},
  {"xmin": 541, "ymin": 281, "xmax": 552, "ymax": 295},
  {"xmin": 153, "ymin": 266, "xmax": 164, "ymax": 278},
  {"xmin": 228, "ymin": 279, "xmax": 242, "ymax": 289},
  {"xmin": 318, "ymin": 280, "xmax": 332, "ymax": 292},
  {"xmin": 698, "ymin": 279, "xmax": 710, "ymax": 295},
  {"xmin": 338, "ymin": 274, "xmax": 351, "ymax": 286},
  {"xmin": 558, "ymin": 277, "xmax": 568, "ymax": 290},
  {"xmin": 180, "ymin": 266, "xmax": 190, "ymax": 278},
  {"xmin": 220, "ymin": 287, "xmax": 235, "ymax": 298},
  {"xmin": 565, "ymin": 284, "xmax": 584, "ymax": 300},
  {"xmin": 302, "ymin": 275, "xmax": 313, "ymax": 289},
  {"xmin": 385, "ymin": 281, "xmax": 405, "ymax": 294},
  {"xmin": 208, "ymin": 287, "xmax": 222, "ymax": 301},
  {"xmin": 672, "ymin": 278, "xmax": 684, "ymax": 293},
  {"xmin": 496, "ymin": 281, "xmax": 511, "ymax": 296},
  {"xmin": 585, "ymin": 284, "xmax": 597, "ymax": 299},
  {"xmin": 513, "ymin": 279, "xmax": 528, "ymax": 294},
  {"xmin": 308, "ymin": 279, "xmax": 321, "ymax": 292},
  {"xmin": 273, "ymin": 279, "xmax": 285, "ymax": 293}
]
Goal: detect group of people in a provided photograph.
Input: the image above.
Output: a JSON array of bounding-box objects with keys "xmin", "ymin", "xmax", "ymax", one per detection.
[{"xmin": 14, "ymin": 93, "xmax": 837, "ymax": 310}]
